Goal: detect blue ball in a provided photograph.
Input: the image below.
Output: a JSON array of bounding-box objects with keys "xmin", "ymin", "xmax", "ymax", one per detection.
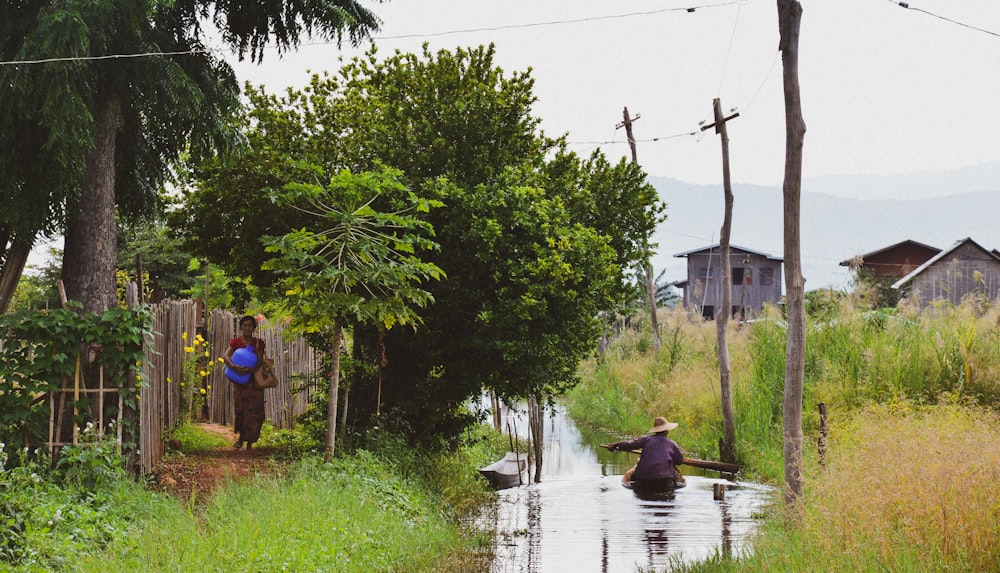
[{"xmin": 225, "ymin": 346, "xmax": 259, "ymax": 384}]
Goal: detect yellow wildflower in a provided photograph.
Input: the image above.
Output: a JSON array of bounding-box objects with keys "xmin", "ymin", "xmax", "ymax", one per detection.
[
  {"xmin": 199, "ymin": 389, "xmax": 206, "ymax": 395},
  {"xmin": 182, "ymin": 332, "xmax": 188, "ymax": 341}
]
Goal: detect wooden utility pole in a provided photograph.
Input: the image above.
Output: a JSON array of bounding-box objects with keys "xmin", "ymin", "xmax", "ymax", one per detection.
[
  {"xmin": 702, "ymin": 98, "xmax": 739, "ymax": 464},
  {"xmin": 618, "ymin": 106, "xmax": 660, "ymax": 354},
  {"xmin": 778, "ymin": 0, "xmax": 807, "ymax": 510}
]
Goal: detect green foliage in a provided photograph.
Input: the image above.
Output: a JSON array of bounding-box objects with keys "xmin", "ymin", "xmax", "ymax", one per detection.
[
  {"xmin": 179, "ymin": 44, "xmax": 662, "ymax": 443},
  {"xmin": 803, "ymin": 287, "xmax": 845, "ymax": 321},
  {"xmin": 0, "ymin": 304, "xmax": 151, "ymax": 448},
  {"xmin": 53, "ymin": 423, "xmax": 127, "ymax": 491},
  {"xmin": 0, "ymin": 432, "xmax": 152, "ymax": 571},
  {"xmin": 545, "ymin": 150, "xmax": 667, "ymax": 303},
  {"xmin": 68, "ymin": 445, "xmax": 496, "ymax": 571},
  {"xmin": 116, "ymin": 218, "xmax": 203, "ymax": 302},
  {"xmin": 163, "ymin": 422, "xmax": 232, "ymax": 453},
  {"xmin": 9, "ymin": 270, "xmax": 61, "ymax": 313},
  {"xmin": 849, "ymin": 266, "xmax": 902, "ymax": 308},
  {"xmin": 262, "ymin": 166, "xmax": 445, "ymax": 457},
  {"xmin": 1, "ymin": 0, "xmax": 380, "ymax": 315},
  {"xmin": 263, "ymin": 167, "xmax": 445, "ymax": 335},
  {"xmin": 180, "ymin": 257, "xmax": 237, "ymax": 311}
]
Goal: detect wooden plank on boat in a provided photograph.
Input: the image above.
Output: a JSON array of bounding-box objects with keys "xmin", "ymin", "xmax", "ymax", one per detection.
[{"xmin": 605, "ymin": 444, "xmax": 740, "ymax": 474}]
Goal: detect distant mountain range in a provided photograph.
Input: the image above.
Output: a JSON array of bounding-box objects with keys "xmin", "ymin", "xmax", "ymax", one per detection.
[{"xmin": 648, "ymin": 161, "xmax": 1000, "ymax": 290}]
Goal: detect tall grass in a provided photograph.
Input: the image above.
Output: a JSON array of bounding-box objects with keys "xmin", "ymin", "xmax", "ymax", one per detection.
[
  {"xmin": 571, "ymin": 300, "xmax": 1000, "ymax": 483},
  {"xmin": 0, "ymin": 423, "xmax": 506, "ymax": 572},
  {"xmin": 570, "ymin": 298, "xmax": 1000, "ymax": 572},
  {"xmin": 671, "ymin": 405, "xmax": 1000, "ymax": 573},
  {"xmin": 568, "ymin": 307, "xmax": 784, "ymax": 480},
  {"xmin": 76, "ymin": 452, "xmax": 487, "ymax": 572}
]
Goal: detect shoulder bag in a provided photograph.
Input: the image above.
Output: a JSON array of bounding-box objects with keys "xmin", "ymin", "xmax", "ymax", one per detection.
[{"xmin": 253, "ymin": 357, "xmax": 279, "ymax": 389}]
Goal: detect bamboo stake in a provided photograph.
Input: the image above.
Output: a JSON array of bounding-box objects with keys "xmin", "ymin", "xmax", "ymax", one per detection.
[{"xmin": 73, "ymin": 353, "xmax": 81, "ymax": 445}]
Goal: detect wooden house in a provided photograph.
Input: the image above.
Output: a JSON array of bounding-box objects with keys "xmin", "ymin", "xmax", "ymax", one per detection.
[
  {"xmin": 674, "ymin": 244, "xmax": 783, "ymax": 320},
  {"xmin": 839, "ymin": 239, "xmax": 941, "ymax": 281},
  {"xmin": 892, "ymin": 237, "xmax": 1000, "ymax": 306}
]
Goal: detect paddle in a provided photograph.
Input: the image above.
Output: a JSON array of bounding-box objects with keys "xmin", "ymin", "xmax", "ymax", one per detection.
[{"xmin": 602, "ymin": 444, "xmax": 741, "ymax": 474}]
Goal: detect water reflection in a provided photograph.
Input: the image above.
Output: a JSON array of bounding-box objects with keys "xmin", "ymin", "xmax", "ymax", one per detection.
[{"xmin": 488, "ymin": 404, "xmax": 774, "ymax": 573}]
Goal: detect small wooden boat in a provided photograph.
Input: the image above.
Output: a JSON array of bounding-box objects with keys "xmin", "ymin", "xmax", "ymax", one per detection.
[
  {"xmin": 622, "ymin": 476, "xmax": 687, "ymax": 494},
  {"xmin": 478, "ymin": 452, "xmax": 529, "ymax": 489}
]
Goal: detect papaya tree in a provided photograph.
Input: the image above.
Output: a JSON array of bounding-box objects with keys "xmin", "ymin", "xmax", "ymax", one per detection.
[{"xmin": 262, "ymin": 167, "xmax": 445, "ymax": 461}]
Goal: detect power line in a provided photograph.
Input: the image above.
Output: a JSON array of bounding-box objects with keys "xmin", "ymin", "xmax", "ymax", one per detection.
[
  {"xmin": 742, "ymin": 48, "xmax": 780, "ymax": 114},
  {"xmin": 0, "ymin": 2, "xmax": 740, "ymax": 66},
  {"xmin": 716, "ymin": 0, "xmax": 746, "ymax": 96},
  {"xmin": 885, "ymin": 1, "xmax": 1000, "ymax": 38},
  {"xmin": 566, "ymin": 129, "xmax": 702, "ymax": 147},
  {"xmin": 371, "ymin": 1, "xmax": 741, "ymax": 40},
  {"xmin": 0, "ymin": 49, "xmax": 208, "ymax": 66}
]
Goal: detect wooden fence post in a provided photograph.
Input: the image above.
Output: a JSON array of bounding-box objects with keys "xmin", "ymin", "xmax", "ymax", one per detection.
[{"xmin": 818, "ymin": 402, "xmax": 828, "ymax": 467}]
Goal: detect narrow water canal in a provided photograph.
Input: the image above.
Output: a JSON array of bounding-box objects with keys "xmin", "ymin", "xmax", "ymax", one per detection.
[{"xmin": 488, "ymin": 405, "xmax": 773, "ymax": 573}]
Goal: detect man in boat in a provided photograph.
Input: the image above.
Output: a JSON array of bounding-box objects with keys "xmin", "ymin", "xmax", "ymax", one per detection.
[{"xmin": 606, "ymin": 416, "xmax": 686, "ymax": 487}]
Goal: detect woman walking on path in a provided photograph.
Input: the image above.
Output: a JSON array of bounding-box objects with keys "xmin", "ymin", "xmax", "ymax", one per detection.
[{"xmin": 222, "ymin": 315, "xmax": 266, "ymax": 449}]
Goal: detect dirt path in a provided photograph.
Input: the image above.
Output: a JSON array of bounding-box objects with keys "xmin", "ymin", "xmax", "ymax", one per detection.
[{"xmin": 153, "ymin": 423, "xmax": 286, "ymax": 501}]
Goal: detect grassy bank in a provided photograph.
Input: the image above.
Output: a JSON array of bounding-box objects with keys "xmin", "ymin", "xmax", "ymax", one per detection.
[
  {"xmin": 568, "ymin": 300, "xmax": 1000, "ymax": 571},
  {"xmin": 672, "ymin": 405, "xmax": 1000, "ymax": 572},
  {"xmin": 1, "ymin": 425, "xmax": 506, "ymax": 572}
]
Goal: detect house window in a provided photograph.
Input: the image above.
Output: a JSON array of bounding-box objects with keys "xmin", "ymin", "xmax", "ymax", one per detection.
[
  {"xmin": 699, "ymin": 266, "xmax": 714, "ymax": 281},
  {"xmin": 702, "ymin": 305, "xmax": 715, "ymax": 320},
  {"xmin": 732, "ymin": 267, "xmax": 745, "ymax": 285},
  {"xmin": 760, "ymin": 267, "xmax": 774, "ymax": 286}
]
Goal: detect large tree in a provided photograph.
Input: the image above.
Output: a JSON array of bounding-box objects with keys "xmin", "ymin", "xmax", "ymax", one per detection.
[
  {"xmin": 1, "ymin": 0, "xmax": 379, "ymax": 314},
  {"xmin": 177, "ymin": 45, "xmax": 661, "ymax": 440}
]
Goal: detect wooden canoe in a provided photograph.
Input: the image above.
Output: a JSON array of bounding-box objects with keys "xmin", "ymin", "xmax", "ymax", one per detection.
[
  {"xmin": 622, "ymin": 477, "xmax": 687, "ymax": 496},
  {"xmin": 478, "ymin": 452, "xmax": 528, "ymax": 489}
]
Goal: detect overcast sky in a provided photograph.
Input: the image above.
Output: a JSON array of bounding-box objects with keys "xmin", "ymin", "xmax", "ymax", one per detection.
[{"xmin": 227, "ymin": 0, "xmax": 1000, "ymax": 191}]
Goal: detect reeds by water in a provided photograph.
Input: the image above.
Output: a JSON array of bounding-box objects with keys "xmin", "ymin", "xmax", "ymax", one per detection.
[{"xmin": 570, "ymin": 298, "xmax": 1000, "ymax": 571}]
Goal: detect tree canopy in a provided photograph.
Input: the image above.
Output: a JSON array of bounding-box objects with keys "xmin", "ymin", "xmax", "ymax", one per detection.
[
  {"xmin": 176, "ymin": 44, "xmax": 665, "ymax": 440},
  {"xmin": 1, "ymin": 0, "xmax": 380, "ymax": 313}
]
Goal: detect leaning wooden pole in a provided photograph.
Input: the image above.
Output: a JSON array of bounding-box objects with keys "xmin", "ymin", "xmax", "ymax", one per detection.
[
  {"xmin": 777, "ymin": 0, "xmax": 807, "ymax": 509},
  {"xmin": 704, "ymin": 98, "xmax": 740, "ymax": 464},
  {"xmin": 620, "ymin": 106, "xmax": 660, "ymax": 353}
]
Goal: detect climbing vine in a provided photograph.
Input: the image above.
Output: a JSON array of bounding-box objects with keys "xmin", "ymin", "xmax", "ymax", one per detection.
[{"xmin": 0, "ymin": 302, "xmax": 151, "ymax": 449}]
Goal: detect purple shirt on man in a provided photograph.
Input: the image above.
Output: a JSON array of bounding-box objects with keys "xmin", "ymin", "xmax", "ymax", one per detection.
[{"xmin": 613, "ymin": 434, "xmax": 684, "ymax": 480}]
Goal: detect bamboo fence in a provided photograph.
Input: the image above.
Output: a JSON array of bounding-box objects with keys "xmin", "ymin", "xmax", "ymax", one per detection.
[{"xmin": 138, "ymin": 302, "xmax": 319, "ymax": 473}]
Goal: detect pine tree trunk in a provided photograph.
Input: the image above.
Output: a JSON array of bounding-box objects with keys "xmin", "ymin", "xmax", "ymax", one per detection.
[
  {"xmin": 62, "ymin": 98, "xmax": 118, "ymax": 314},
  {"xmin": 777, "ymin": 0, "xmax": 807, "ymax": 509}
]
